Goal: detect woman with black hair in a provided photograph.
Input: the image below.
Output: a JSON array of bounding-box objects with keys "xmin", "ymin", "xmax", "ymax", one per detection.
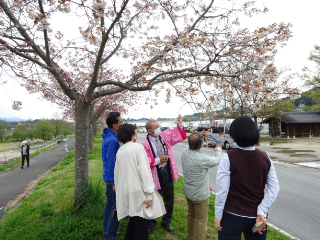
[
  {"xmin": 114, "ymin": 124, "xmax": 166, "ymax": 240},
  {"xmin": 215, "ymin": 116, "xmax": 280, "ymax": 240}
]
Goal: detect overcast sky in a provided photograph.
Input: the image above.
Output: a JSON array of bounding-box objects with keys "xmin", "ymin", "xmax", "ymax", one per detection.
[{"xmin": 1, "ymin": 0, "xmax": 319, "ymax": 120}]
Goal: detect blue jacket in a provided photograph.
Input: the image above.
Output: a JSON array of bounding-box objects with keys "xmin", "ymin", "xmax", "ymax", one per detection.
[{"xmin": 102, "ymin": 128, "xmax": 121, "ymax": 185}]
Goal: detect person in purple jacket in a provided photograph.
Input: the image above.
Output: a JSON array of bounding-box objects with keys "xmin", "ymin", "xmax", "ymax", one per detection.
[
  {"xmin": 215, "ymin": 116, "xmax": 280, "ymax": 240},
  {"xmin": 102, "ymin": 112, "xmax": 123, "ymax": 240}
]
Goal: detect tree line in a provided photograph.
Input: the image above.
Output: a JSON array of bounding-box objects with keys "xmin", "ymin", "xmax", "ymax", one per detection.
[{"xmin": 0, "ymin": 118, "xmax": 74, "ymax": 142}]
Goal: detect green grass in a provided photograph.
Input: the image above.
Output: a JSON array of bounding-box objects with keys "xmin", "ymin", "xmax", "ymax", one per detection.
[
  {"xmin": 0, "ymin": 140, "xmax": 50, "ymax": 152},
  {"xmin": 0, "ymin": 142, "xmax": 11, "ymax": 151},
  {"xmin": 0, "ymin": 144, "xmax": 59, "ymax": 175},
  {"xmin": 0, "ymin": 133, "xmax": 292, "ymax": 240}
]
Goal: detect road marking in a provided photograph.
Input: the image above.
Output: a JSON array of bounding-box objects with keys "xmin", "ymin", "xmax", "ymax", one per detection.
[
  {"xmin": 267, "ymin": 223, "xmax": 300, "ymax": 240},
  {"xmin": 177, "ymin": 172, "xmax": 300, "ymax": 240}
]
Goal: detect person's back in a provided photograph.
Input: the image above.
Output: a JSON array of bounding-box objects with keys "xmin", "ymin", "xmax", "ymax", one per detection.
[
  {"xmin": 215, "ymin": 116, "xmax": 280, "ymax": 240},
  {"xmin": 224, "ymin": 148, "xmax": 271, "ymax": 217},
  {"xmin": 182, "ymin": 132, "xmax": 222, "ymax": 240},
  {"xmin": 114, "ymin": 124, "xmax": 166, "ymax": 240},
  {"xmin": 182, "ymin": 147, "xmax": 221, "ymax": 202}
]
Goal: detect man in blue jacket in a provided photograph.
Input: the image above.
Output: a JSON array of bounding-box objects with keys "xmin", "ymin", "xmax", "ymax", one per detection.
[{"xmin": 102, "ymin": 112, "xmax": 123, "ymax": 240}]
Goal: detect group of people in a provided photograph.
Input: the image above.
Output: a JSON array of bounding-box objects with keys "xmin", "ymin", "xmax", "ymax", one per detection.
[{"xmin": 101, "ymin": 112, "xmax": 280, "ymax": 240}]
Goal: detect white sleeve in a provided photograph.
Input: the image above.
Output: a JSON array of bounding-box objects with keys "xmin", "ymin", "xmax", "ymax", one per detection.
[
  {"xmin": 153, "ymin": 157, "xmax": 161, "ymax": 166},
  {"xmin": 215, "ymin": 153, "xmax": 230, "ymax": 220},
  {"xmin": 257, "ymin": 158, "xmax": 280, "ymax": 217}
]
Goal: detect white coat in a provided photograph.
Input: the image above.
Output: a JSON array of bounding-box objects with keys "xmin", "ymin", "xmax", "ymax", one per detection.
[{"xmin": 114, "ymin": 142, "xmax": 166, "ymax": 221}]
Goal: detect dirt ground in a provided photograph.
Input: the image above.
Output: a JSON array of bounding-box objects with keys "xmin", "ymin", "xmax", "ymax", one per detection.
[{"xmin": 257, "ymin": 137, "xmax": 320, "ymax": 164}]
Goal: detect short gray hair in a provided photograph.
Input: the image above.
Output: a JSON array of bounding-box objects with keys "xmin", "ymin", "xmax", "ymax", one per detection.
[
  {"xmin": 188, "ymin": 132, "xmax": 203, "ymax": 149},
  {"xmin": 146, "ymin": 120, "xmax": 156, "ymax": 130}
]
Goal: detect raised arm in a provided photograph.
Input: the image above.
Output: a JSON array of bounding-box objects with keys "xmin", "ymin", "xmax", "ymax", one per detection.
[
  {"xmin": 201, "ymin": 147, "xmax": 223, "ymax": 168},
  {"xmin": 161, "ymin": 124, "xmax": 187, "ymax": 146}
]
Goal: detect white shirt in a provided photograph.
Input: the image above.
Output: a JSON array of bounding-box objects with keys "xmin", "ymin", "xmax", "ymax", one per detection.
[{"xmin": 215, "ymin": 145, "xmax": 280, "ymax": 220}]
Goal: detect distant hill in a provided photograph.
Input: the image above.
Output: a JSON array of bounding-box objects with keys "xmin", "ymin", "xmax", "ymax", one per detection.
[
  {"xmin": 0, "ymin": 117, "xmax": 25, "ymax": 122},
  {"xmin": 293, "ymin": 88, "xmax": 316, "ymax": 107}
]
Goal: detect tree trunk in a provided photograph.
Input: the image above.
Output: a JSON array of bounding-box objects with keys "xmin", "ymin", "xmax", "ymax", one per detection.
[
  {"xmin": 93, "ymin": 125, "xmax": 99, "ymax": 136},
  {"xmin": 74, "ymin": 96, "xmax": 90, "ymax": 206},
  {"xmin": 241, "ymin": 105, "xmax": 244, "ymax": 116},
  {"xmin": 254, "ymin": 115, "xmax": 258, "ymax": 126},
  {"xmin": 88, "ymin": 122, "xmax": 95, "ymax": 151}
]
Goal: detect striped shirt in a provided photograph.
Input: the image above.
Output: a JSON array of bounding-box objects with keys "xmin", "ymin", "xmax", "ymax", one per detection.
[{"xmin": 182, "ymin": 148, "xmax": 222, "ymax": 201}]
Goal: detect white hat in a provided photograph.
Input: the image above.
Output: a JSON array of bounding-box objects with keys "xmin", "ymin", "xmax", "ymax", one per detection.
[{"xmin": 22, "ymin": 140, "xmax": 27, "ymax": 144}]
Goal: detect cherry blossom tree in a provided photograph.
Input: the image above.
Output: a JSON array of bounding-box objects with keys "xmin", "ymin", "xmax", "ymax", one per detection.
[
  {"xmin": 0, "ymin": 0, "xmax": 294, "ymax": 204},
  {"xmin": 171, "ymin": 41, "xmax": 300, "ymax": 126},
  {"xmin": 222, "ymin": 64, "xmax": 299, "ymax": 124}
]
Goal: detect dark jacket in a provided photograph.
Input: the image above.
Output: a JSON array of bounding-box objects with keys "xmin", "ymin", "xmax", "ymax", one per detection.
[
  {"xmin": 102, "ymin": 128, "xmax": 121, "ymax": 185},
  {"xmin": 21, "ymin": 144, "xmax": 30, "ymax": 156}
]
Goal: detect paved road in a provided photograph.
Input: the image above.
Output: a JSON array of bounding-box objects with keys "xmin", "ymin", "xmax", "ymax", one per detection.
[
  {"xmin": 0, "ymin": 139, "xmax": 75, "ymax": 208},
  {"xmin": 137, "ymin": 134, "xmax": 320, "ymax": 240},
  {"xmin": 0, "ymin": 138, "xmax": 69, "ymax": 162}
]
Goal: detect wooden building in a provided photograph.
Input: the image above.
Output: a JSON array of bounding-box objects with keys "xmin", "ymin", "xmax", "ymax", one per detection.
[{"xmin": 263, "ymin": 112, "xmax": 320, "ymax": 138}]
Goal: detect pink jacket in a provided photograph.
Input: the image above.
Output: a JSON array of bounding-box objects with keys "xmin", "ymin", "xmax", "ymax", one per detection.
[{"xmin": 141, "ymin": 125, "xmax": 187, "ymax": 190}]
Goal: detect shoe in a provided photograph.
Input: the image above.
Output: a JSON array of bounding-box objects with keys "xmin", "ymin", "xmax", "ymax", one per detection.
[
  {"xmin": 21, "ymin": 166, "xmax": 23, "ymax": 169},
  {"xmin": 102, "ymin": 231, "xmax": 121, "ymax": 238},
  {"xmin": 27, "ymin": 165, "xmax": 29, "ymax": 168},
  {"xmin": 161, "ymin": 223, "xmax": 173, "ymax": 232},
  {"xmin": 148, "ymin": 227, "xmax": 155, "ymax": 234}
]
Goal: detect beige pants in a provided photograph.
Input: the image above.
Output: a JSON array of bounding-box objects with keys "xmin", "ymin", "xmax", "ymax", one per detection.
[{"xmin": 186, "ymin": 197, "xmax": 209, "ymax": 240}]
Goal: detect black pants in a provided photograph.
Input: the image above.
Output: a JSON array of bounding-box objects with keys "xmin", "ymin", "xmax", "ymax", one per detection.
[
  {"xmin": 22, "ymin": 155, "xmax": 29, "ymax": 167},
  {"xmin": 218, "ymin": 211, "xmax": 267, "ymax": 240},
  {"xmin": 124, "ymin": 216, "xmax": 149, "ymax": 240},
  {"xmin": 149, "ymin": 166, "xmax": 174, "ymax": 230}
]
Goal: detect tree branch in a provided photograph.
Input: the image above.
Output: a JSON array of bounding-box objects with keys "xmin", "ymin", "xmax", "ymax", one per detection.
[
  {"xmin": 0, "ymin": 38, "xmax": 51, "ymax": 69},
  {"xmin": 85, "ymin": 0, "xmax": 130, "ymax": 98},
  {"xmin": 38, "ymin": 0, "xmax": 52, "ymax": 65}
]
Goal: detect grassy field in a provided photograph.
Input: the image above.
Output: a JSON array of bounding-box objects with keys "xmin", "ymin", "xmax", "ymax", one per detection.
[
  {"xmin": 0, "ymin": 133, "xmax": 291, "ymax": 240},
  {"xmin": 0, "ymin": 142, "xmax": 11, "ymax": 152}
]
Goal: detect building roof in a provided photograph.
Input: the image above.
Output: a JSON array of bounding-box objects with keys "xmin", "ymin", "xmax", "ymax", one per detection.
[{"xmin": 264, "ymin": 112, "xmax": 320, "ymax": 123}]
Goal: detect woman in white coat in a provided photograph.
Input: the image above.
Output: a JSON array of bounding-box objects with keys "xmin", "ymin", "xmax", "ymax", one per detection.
[{"xmin": 115, "ymin": 124, "xmax": 166, "ymax": 240}]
